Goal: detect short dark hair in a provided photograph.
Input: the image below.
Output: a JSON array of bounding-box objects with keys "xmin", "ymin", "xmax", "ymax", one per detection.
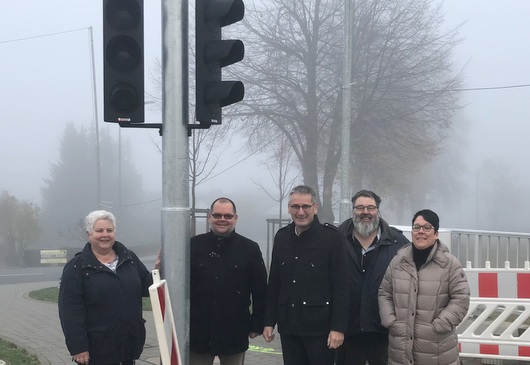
[
  {"xmin": 210, "ymin": 197, "xmax": 237, "ymax": 214},
  {"xmin": 351, "ymin": 190, "xmax": 382, "ymax": 207},
  {"xmin": 412, "ymin": 209, "xmax": 440, "ymax": 232},
  {"xmin": 289, "ymin": 185, "xmax": 316, "ymax": 202}
]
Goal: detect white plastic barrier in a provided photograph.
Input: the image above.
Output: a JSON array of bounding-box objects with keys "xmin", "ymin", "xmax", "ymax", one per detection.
[
  {"xmin": 457, "ymin": 298, "xmax": 530, "ymax": 361},
  {"xmin": 457, "ymin": 261, "xmax": 530, "ymax": 361}
]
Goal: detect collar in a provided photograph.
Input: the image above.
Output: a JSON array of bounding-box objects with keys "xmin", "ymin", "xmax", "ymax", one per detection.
[
  {"xmin": 292, "ymin": 215, "xmax": 321, "ymax": 236},
  {"xmin": 208, "ymin": 229, "xmax": 237, "ymax": 241}
]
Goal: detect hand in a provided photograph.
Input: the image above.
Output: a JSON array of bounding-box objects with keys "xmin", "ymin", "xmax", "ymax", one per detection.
[
  {"xmin": 262, "ymin": 326, "xmax": 275, "ymax": 342},
  {"xmin": 327, "ymin": 330, "xmax": 344, "ymax": 349},
  {"xmin": 72, "ymin": 351, "xmax": 90, "ymax": 364},
  {"xmin": 249, "ymin": 331, "xmax": 260, "ymax": 339}
]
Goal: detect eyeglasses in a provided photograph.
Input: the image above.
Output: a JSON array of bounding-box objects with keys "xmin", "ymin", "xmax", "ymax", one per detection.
[
  {"xmin": 412, "ymin": 224, "xmax": 434, "ymax": 232},
  {"xmin": 289, "ymin": 203, "xmax": 315, "ymax": 212},
  {"xmin": 354, "ymin": 205, "xmax": 378, "ymax": 212},
  {"xmin": 210, "ymin": 213, "xmax": 235, "ymax": 220}
]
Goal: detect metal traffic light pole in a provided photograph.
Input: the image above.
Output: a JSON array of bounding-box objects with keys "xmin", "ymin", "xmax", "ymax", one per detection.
[
  {"xmin": 161, "ymin": 0, "xmax": 190, "ymax": 363},
  {"xmin": 339, "ymin": 0, "xmax": 354, "ymax": 223}
]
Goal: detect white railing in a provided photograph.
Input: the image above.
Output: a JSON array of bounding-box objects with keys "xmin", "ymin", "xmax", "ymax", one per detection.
[
  {"xmin": 451, "ymin": 229, "xmax": 530, "ymax": 269},
  {"xmin": 393, "ymin": 225, "xmax": 530, "ymax": 269}
]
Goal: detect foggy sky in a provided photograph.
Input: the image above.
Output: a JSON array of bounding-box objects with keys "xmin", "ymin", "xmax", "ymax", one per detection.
[{"xmin": 1, "ymin": 0, "xmax": 530, "ymax": 232}]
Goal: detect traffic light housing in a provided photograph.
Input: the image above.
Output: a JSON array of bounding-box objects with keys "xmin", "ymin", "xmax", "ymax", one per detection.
[
  {"xmin": 103, "ymin": 0, "xmax": 145, "ymax": 123},
  {"xmin": 195, "ymin": 0, "xmax": 245, "ymax": 127}
]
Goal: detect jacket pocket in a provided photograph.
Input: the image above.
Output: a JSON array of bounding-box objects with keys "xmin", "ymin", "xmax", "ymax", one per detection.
[
  {"xmin": 300, "ymin": 297, "xmax": 331, "ymax": 332},
  {"xmin": 87, "ymin": 326, "xmax": 110, "ymax": 356},
  {"xmin": 129, "ymin": 319, "xmax": 147, "ymax": 359}
]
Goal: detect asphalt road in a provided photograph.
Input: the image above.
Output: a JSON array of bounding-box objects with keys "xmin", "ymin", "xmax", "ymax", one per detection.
[{"xmin": 0, "ymin": 256, "xmax": 156, "ymax": 285}]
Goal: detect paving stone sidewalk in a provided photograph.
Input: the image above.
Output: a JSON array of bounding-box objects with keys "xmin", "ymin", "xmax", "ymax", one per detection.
[{"xmin": 0, "ymin": 281, "xmax": 283, "ymax": 365}]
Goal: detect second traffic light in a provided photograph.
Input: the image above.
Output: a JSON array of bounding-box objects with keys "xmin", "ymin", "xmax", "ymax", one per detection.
[
  {"xmin": 195, "ymin": 0, "xmax": 245, "ymax": 127},
  {"xmin": 103, "ymin": 0, "xmax": 144, "ymax": 124}
]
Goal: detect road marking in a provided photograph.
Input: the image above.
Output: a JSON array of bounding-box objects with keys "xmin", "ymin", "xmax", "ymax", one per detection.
[
  {"xmin": 248, "ymin": 345, "xmax": 282, "ymax": 355},
  {"xmin": 0, "ymin": 273, "xmax": 44, "ymax": 277}
]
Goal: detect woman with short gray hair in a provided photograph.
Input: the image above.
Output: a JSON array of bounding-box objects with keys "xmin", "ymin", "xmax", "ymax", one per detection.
[{"xmin": 59, "ymin": 209, "xmax": 153, "ymax": 365}]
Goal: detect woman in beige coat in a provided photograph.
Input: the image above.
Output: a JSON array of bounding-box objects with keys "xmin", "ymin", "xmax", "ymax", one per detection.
[{"xmin": 378, "ymin": 209, "xmax": 470, "ymax": 365}]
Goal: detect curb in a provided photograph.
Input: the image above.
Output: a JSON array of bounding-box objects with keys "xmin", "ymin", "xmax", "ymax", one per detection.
[{"xmin": 0, "ymin": 330, "xmax": 52, "ymax": 365}]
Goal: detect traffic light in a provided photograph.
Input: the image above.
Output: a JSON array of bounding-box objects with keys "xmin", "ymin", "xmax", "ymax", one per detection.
[
  {"xmin": 195, "ymin": 0, "xmax": 245, "ymax": 127},
  {"xmin": 103, "ymin": 0, "xmax": 144, "ymax": 123}
]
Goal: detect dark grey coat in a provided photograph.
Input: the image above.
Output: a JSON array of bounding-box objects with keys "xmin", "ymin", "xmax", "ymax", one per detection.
[
  {"xmin": 58, "ymin": 241, "xmax": 152, "ymax": 365},
  {"xmin": 339, "ymin": 217, "xmax": 408, "ymax": 335},
  {"xmin": 264, "ymin": 216, "xmax": 350, "ymax": 336},
  {"xmin": 190, "ymin": 230, "xmax": 267, "ymax": 356}
]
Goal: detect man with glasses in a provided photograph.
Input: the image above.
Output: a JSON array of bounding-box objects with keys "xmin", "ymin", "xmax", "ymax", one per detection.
[
  {"xmin": 189, "ymin": 197, "xmax": 267, "ymax": 365},
  {"xmin": 263, "ymin": 185, "xmax": 349, "ymax": 365},
  {"xmin": 336, "ymin": 190, "xmax": 409, "ymax": 365}
]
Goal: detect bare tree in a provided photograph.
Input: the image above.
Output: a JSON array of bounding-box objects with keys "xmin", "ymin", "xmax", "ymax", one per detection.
[
  {"xmin": 232, "ymin": 0, "xmax": 461, "ymax": 222},
  {"xmin": 0, "ymin": 191, "xmax": 40, "ymax": 266},
  {"xmin": 189, "ymin": 127, "xmax": 232, "ymax": 234},
  {"xmin": 251, "ymin": 133, "xmax": 301, "ymax": 220},
  {"xmin": 149, "ymin": 59, "xmax": 234, "ymax": 235}
]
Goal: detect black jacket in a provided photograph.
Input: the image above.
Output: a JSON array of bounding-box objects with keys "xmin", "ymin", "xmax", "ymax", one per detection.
[
  {"xmin": 58, "ymin": 241, "xmax": 152, "ymax": 365},
  {"xmin": 338, "ymin": 217, "xmax": 408, "ymax": 336},
  {"xmin": 264, "ymin": 216, "xmax": 350, "ymax": 336},
  {"xmin": 190, "ymin": 230, "xmax": 267, "ymax": 356}
]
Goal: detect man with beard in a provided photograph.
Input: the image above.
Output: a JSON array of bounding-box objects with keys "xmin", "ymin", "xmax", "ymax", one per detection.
[{"xmin": 336, "ymin": 190, "xmax": 409, "ymax": 365}]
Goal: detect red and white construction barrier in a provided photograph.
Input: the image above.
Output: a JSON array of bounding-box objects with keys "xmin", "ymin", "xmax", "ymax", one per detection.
[
  {"xmin": 465, "ymin": 261, "xmax": 530, "ymax": 298},
  {"xmin": 459, "ymin": 340, "xmax": 530, "ymax": 359},
  {"xmin": 457, "ymin": 298, "xmax": 530, "ymax": 361},
  {"xmin": 457, "ymin": 262, "xmax": 530, "ymax": 361},
  {"xmin": 149, "ymin": 269, "xmax": 182, "ymax": 365}
]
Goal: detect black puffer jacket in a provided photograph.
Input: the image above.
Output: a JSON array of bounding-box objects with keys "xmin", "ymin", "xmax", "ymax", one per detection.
[
  {"xmin": 338, "ymin": 217, "xmax": 408, "ymax": 335},
  {"xmin": 58, "ymin": 241, "xmax": 152, "ymax": 365},
  {"xmin": 190, "ymin": 230, "xmax": 267, "ymax": 355}
]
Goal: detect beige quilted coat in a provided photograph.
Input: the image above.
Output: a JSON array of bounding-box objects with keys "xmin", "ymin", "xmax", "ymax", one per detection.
[{"xmin": 378, "ymin": 240, "xmax": 470, "ymax": 365}]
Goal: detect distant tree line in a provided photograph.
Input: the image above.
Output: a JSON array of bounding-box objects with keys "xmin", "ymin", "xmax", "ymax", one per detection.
[
  {"xmin": 1, "ymin": 123, "xmax": 161, "ymax": 267},
  {"xmin": 0, "ymin": 191, "xmax": 39, "ymax": 266}
]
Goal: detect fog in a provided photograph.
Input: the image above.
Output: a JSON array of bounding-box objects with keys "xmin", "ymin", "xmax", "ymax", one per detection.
[{"xmin": 1, "ymin": 0, "xmax": 530, "ymax": 246}]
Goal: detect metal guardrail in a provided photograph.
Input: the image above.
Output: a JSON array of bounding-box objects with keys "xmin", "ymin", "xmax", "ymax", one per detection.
[
  {"xmin": 450, "ymin": 229, "xmax": 530, "ymax": 269},
  {"xmin": 265, "ymin": 218, "xmax": 290, "ymax": 270}
]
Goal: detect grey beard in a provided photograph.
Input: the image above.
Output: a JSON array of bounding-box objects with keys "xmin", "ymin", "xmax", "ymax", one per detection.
[{"xmin": 353, "ymin": 214, "xmax": 380, "ymax": 238}]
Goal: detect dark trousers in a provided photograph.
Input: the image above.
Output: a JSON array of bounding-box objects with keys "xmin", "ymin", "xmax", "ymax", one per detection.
[
  {"xmin": 280, "ymin": 334, "xmax": 335, "ymax": 365},
  {"xmin": 336, "ymin": 332, "xmax": 388, "ymax": 365}
]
